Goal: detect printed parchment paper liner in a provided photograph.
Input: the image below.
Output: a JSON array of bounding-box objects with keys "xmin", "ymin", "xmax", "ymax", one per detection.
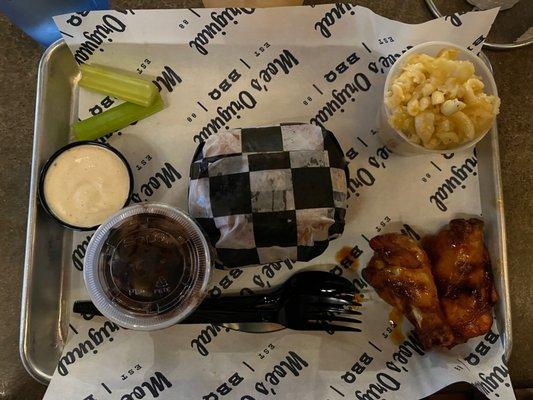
[{"xmin": 44, "ymin": 5, "xmax": 514, "ymax": 400}]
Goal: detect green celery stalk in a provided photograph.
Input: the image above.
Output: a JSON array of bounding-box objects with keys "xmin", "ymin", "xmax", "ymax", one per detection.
[
  {"xmin": 79, "ymin": 64, "xmax": 159, "ymax": 107},
  {"xmin": 73, "ymin": 95, "xmax": 164, "ymax": 141}
]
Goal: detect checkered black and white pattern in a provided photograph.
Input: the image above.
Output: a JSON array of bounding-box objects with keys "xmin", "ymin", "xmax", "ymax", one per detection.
[{"xmin": 188, "ymin": 124, "xmax": 348, "ymax": 268}]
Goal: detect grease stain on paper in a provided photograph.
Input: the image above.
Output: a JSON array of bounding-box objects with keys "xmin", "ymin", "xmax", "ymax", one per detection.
[{"xmin": 335, "ymin": 246, "xmax": 360, "ymax": 270}]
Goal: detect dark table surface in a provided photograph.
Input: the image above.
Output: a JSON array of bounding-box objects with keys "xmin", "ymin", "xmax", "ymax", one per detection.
[{"xmin": 0, "ymin": 1, "xmax": 531, "ymax": 399}]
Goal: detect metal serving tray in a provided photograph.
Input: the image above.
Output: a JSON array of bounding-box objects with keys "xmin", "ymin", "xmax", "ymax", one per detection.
[{"xmin": 19, "ymin": 39, "xmax": 512, "ymax": 384}]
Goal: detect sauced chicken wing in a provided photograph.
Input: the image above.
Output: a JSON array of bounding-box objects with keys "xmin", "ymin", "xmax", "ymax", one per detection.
[
  {"xmin": 424, "ymin": 218, "xmax": 497, "ymax": 343},
  {"xmin": 362, "ymin": 234, "xmax": 455, "ymax": 349}
]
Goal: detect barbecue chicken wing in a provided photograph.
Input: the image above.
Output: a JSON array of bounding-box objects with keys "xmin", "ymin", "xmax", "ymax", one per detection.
[
  {"xmin": 425, "ymin": 218, "xmax": 497, "ymax": 343},
  {"xmin": 362, "ymin": 233, "xmax": 455, "ymax": 349}
]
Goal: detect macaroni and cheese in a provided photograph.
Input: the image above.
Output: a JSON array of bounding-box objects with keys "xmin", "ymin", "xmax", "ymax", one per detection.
[{"xmin": 384, "ymin": 48, "xmax": 500, "ymax": 150}]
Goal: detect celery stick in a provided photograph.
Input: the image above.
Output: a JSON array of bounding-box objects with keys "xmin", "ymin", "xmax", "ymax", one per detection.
[
  {"xmin": 73, "ymin": 95, "xmax": 164, "ymax": 141},
  {"xmin": 79, "ymin": 64, "xmax": 159, "ymax": 107}
]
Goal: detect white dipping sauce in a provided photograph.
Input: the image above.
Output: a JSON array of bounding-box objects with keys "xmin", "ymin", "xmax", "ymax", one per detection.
[{"xmin": 43, "ymin": 145, "xmax": 130, "ymax": 228}]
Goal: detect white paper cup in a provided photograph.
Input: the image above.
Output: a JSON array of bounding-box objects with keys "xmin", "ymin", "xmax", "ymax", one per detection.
[{"xmin": 378, "ymin": 41, "xmax": 498, "ymax": 156}]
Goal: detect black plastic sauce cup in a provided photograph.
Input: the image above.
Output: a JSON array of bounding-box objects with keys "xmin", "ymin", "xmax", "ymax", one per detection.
[{"xmin": 38, "ymin": 141, "xmax": 134, "ymax": 231}]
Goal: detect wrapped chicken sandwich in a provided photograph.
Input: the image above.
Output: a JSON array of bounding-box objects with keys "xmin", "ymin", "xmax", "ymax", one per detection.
[{"xmin": 188, "ymin": 123, "xmax": 348, "ymax": 268}]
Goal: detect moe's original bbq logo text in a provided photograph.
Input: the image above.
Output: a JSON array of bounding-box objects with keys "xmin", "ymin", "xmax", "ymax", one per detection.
[
  {"xmin": 314, "ymin": 3, "xmax": 355, "ymax": 38},
  {"xmin": 119, "ymin": 371, "xmax": 173, "ymax": 400},
  {"xmin": 309, "ymin": 72, "xmax": 372, "ymax": 129},
  {"xmin": 152, "ymin": 66, "xmax": 182, "ymax": 93},
  {"xmin": 57, "ymin": 321, "xmax": 120, "ymax": 376},
  {"xmin": 191, "ymin": 323, "xmax": 231, "ymax": 356},
  {"xmin": 192, "ymin": 90, "xmax": 258, "ymax": 144},
  {"xmin": 193, "ymin": 50, "xmax": 300, "ymax": 144},
  {"xmin": 189, "ymin": 8, "xmax": 256, "ymax": 56},
  {"xmin": 429, "ymin": 152, "xmax": 478, "ymax": 212},
  {"xmin": 72, "ymin": 234, "xmax": 93, "ymax": 271},
  {"xmin": 72, "ymin": 11, "xmax": 133, "ymax": 64},
  {"xmin": 346, "ymin": 332, "xmax": 425, "ymax": 400},
  {"xmin": 253, "ymin": 351, "xmax": 309, "ymax": 396},
  {"xmin": 130, "ymin": 162, "xmax": 182, "ymax": 203}
]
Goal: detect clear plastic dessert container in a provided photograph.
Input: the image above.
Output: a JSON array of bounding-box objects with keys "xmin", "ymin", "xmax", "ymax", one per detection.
[{"xmin": 83, "ymin": 203, "xmax": 212, "ymax": 330}]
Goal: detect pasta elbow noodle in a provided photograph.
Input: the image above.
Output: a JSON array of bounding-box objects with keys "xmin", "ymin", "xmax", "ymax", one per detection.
[
  {"xmin": 441, "ymin": 99, "xmax": 466, "ymax": 116},
  {"xmin": 431, "ymin": 91, "xmax": 445, "ymax": 105},
  {"xmin": 450, "ymin": 111, "xmax": 475, "ymax": 140},
  {"xmin": 414, "ymin": 111, "xmax": 435, "ymax": 142}
]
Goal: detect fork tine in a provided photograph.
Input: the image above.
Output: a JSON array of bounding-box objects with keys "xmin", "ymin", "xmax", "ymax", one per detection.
[
  {"xmin": 300, "ymin": 295, "xmax": 352, "ymax": 306},
  {"xmin": 348, "ymin": 301, "xmax": 362, "ymax": 307},
  {"xmin": 300, "ymin": 322, "xmax": 362, "ymax": 332},
  {"xmin": 341, "ymin": 308, "xmax": 362, "ymax": 316},
  {"xmin": 332, "ymin": 293, "xmax": 359, "ymax": 301},
  {"xmin": 328, "ymin": 315, "xmax": 362, "ymax": 324},
  {"xmin": 303, "ymin": 312, "xmax": 362, "ymax": 324},
  {"xmin": 300, "ymin": 297, "xmax": 361, "ymax": 315},
  {"xmin": 303, "ymin": 306, "xmax": 362, "ymax": 316}
]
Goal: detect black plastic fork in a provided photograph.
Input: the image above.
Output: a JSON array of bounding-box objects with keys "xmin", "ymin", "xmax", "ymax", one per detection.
[{"xmin": 73, "ymin": 271, "xmax": 362, "ymax": 332}]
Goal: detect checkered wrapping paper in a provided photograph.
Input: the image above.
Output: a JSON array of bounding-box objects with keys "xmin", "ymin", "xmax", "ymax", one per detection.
[{"xmin": 188, "ymin": 124, "xmax": 348, "ymax": 268}]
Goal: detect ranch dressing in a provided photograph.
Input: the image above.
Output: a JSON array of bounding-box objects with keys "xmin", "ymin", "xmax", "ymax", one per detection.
[{"xmin": 43, "ymin": 145, "xmax": 130, "ymax": 228}]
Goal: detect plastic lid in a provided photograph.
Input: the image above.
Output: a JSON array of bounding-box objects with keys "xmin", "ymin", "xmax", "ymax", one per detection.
[{"xmin": 84, "ymin": 203, "xmax": 211, "ymax": 330}]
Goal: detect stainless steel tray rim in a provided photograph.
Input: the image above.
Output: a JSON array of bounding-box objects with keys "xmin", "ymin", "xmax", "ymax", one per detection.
[
  {"xmin": 19, "ymin": 39, "xmax": 513, "ymax": 385},
  {"xmin": 488, "ymin": 123, "xmax": 513, "ymax": 362},
  {"xmin": 19, "ymin": 39, "xmax": 67, "ymax": 385}
]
